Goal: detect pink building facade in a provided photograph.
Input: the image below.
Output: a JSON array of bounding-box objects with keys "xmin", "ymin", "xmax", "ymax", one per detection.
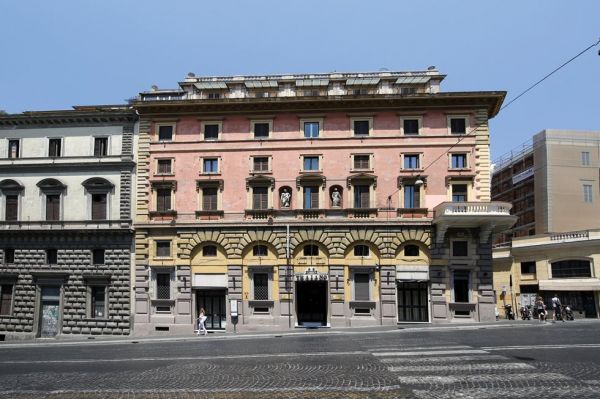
[{"xmin": 132, "ymin": 70, "xmax": 515, "ymax": 335}]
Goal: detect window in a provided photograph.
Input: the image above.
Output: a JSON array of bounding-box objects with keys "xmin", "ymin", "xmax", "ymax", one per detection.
[
  {"xmin": 304, "ymin": 121, "xmax": 320, "ymax": 138},
  {"xmin": 203, "ymin": 124, "xmax": 220, "ymax": 140},
  {"xmin": 521, "ymin": 261, "xmax": 536, "ymax": 274},
  {"xmin": 451, "ymin": 154, "xmax": 467, "ymax": 169},
  {"xmin": 156, "ymin": 189, "xmax": 172, "ymax": 212},
  {"xmin": 253, "ymin": 272, "xmax": 268, "ymax": 300},
  {"xmin": 94, "ymin": 137, "xmax": 108, "ymax": 157},
  {"xmin": 5, "ymin": 194, "xmax": 18, "ymax": 221},
  {"xmin": 92, "ymin": 249, "xmax": 105, "ymax": 265},
  {"xmin": 157, "ymin": 159, "xmax": 172, "ymax": 175},
  {"xmin": 46, "ymin": 249, "xmax": 58, "ymax": 265},
  {"xmin": 7, "ymin": 140, "xmax": 19, "ymax": 158},
  {"xmin": 404, "ymin": 245, "xmax": 420, "ymax": 257},
  {"xmin": 155, "ymin": 241, "xmax": 171, "ymax": 258},
  {"xmin": 353, "ymin": 185, "xmax": 370, "ymax": 208},
  {"xmin": 353, "ymin": 155, "xmax": 370, "ymax": 170},
  {"xmin": 453, "ymin": 270, "xmax": 470, "ymax": 303},
  {"xmin": 48, "ymin": 138, "xmax": 62, "ymax": 157},
  {"xmin": 90, "ymin": 286, "xmax": 106, "ymax": 318},
  {"xmin": 0, "ymin": 284, "xmax": 13, "ymax": 315},
  {"xmin": 252, "ymin": 245, "xmax": 268, "ymax": 257},
  {"xmin": 404, "ymin": 184, "xmax": 420, "ymax": 208},
  {"xmin": 158, "ymin": 125, "xmax": 173, "ymax": 141},
  {"xmin": 4, "ymin": 249, "xmax": 14, "ymax": 264},
  {"xmin": 202, "ymin": 158, "xmax": 219, "ymax": 174},
  {"xmin": 353, "ymin": 120, "xmax": 370, "ymax": 136},
  {"xmin": 581, "ymin": 151, "xmax": 590, "ymax": 166},
  {"xmin": 252, "ymin": 187, "xmax": 269, "ymax": 210},
  {"xmin": 207, "ymin": 92, "xmax": 221, "ymax": 99},
  {"xmin": 402, "ymin": 118, "xmax": 420, "ymax": 135},
  {"xmin": 156, "ymin": 273, "xmax": 171, "ymax": 299},
  {"xmin": 303, "ymin": 186, "xmax": 319, "ymax": 209},
  {"xmin": 91, "ymin": 193, "xmax": 107, "ymax": 220},
  {"xmin": 202, "ymin": 245, "xmax": 217, "ymax": 257},
  {"xmin": 354, "ymin": 245, "xmax": 370, "ymax": 257},
  {"xmin": 452, "ymin": 184, "xmax": 467, "ymax": 202},
  {"xmin": 303, "ymin": 244, "xmax": 319, "ymax": 257},
  {"xmin": 303, "ymin": 156, "xmax": 319, "ymax": 171},
  {"xmin": 452, "ymin": 241, "xmax": 468, "ymax": 257},
  {"xmin": 404, "ymin": 154, "xmax": 420, "ymax": 169},
  {"xmin": 46, "ymin": 194, "xmax": 60, "ymax": 221},
  {"xmin": 354, "ymin": 273, "xmax": 370, "ymax": 300},
  {"xmin": 253, "ymin": 122, "xmax": 270, "ymax": 139},
  {"xmin": 449, "ymin": 117, "xmax": 467, "ymax": 134},
  {"xmin": 583, "ymin": 184, "xmax": 593, "ymax": 203},
  {"xmin": 551, "ymin": 260, "xmax": 591, "ymax": 278},
  {"xmin": 401, "ymin": 87, "xmax": 416, "ymax": 95},
  {"xmin": 252, "ymin": 157, "xmax": 269, "ymax": 172},
  {"xmin": 202, "ymin": 187, "xmax": 218, "ymax": 211}
]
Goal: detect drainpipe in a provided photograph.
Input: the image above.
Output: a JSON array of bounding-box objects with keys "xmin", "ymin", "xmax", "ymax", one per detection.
[{"xmin": 287, "ymin": 224, "xmax": 291, "ymax": 329}]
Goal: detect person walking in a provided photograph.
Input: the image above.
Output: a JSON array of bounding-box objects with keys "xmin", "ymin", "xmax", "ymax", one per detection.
[
  {"xmin": 536, "ymin": 296, "xmax": 547, "ymax": 322},
  {"xmin": 552, "ymin": 294, "xmax": 564, "ymax": 322},
  {"xmin": 197, "ymin": 307, "xmax": 208, "ymax": 336}
]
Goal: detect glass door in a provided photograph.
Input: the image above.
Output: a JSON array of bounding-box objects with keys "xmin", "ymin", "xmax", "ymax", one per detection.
[
  {"xmin": 397, "ymin": 282, "xmax": 429, "ymax": 322},
  {"xmin": 39, "ymin": 286, "xmax": 61, "ymax": 337},
  {"xmin": 197, "ymin": 290, "xmax": 226, "ymax": 329}
]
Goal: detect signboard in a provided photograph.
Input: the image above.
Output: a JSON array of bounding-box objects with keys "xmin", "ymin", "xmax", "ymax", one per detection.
[
  {"xmin": 295, "ymin": 266, "xmax": 328, "ymax": 282},
  {"xmin": 230, "ymin": 299, "xmax": 238, "ymax": 317}
]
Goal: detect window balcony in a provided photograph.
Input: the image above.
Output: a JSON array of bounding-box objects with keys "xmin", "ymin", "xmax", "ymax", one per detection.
[{"xmin": 432, "ymin": 201, "xmax": 517, "ymax": 244}]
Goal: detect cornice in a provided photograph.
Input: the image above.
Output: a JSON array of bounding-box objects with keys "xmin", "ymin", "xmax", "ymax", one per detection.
[{"xmin": 0, "ymin": 108, "xmax": 137, "ymax": 127}]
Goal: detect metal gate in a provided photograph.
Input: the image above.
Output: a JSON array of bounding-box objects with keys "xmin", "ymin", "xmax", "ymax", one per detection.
[{"xmin": 397, "ymin": 282, "xmax": 429, "ymax": 322}]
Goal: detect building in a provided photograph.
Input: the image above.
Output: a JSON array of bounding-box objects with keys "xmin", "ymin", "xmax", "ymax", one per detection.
[
  {"xmin": 0, "ymin": 106, "xmax": 137, "ymax": 340},
  {"xmin": 131, "ymin": 69, "xmax": 515, "ymax": 335},
  {"xmin": 492, "ymin": 130, "xmax": 600, "ymax": 318}
]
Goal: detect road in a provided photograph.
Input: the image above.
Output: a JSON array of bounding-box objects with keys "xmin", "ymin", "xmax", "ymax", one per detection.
[{"xmin": 0, "ymin": 321, "xmax": 599, "ymax": 398}]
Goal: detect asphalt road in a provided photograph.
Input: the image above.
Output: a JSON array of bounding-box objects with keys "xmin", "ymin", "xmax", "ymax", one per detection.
[{"xmin": 0, "ymin": 321, "xmax": 599, "ymax": 398}]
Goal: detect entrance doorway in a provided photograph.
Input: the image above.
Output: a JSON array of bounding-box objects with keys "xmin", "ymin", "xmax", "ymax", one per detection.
[
  {"xmin": 39, "ymin": 286, "xmax": 61, "ymax": 337},
  {"xmin": 196, "ymin": 290, "xmax": 226, "ymax": 330},
  {"xmin": 296, "ymin": 281, "xmax": 327, "ymax": 326},
  {"xmin": 397, "ymin": 281, "xmax": 429, "ymax": 322}
]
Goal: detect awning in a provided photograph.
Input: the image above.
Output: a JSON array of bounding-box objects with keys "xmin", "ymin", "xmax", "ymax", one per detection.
[
  {"xmin": 346, "ymin": 78, "xmax": 380, "ymax": 86},
  {"xmin": 193, "ymin": 273, "xmax": 228, "ymax": 288},
  {"xmin": 245, "ymin": 80, "xmax": 278, "ymax": 88},
  {"xmin": 539, "ymin": 279, "xmax": 600, "ymax": 291},
  {"xmin": 296, "ymin": 79, "xmax": 329, "ymax": 87},
  {"xmin": 395, "ymin": 76, "xmax": 431, "ymax": 85},
  {"xmin": 194, "ymin": 82, "xmax": 228, "ymax": 90}
]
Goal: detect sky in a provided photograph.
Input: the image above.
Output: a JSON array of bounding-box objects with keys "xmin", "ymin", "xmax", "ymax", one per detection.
[{"xmin": 0, "ymin": 0, "xmax": 598, "ymax": 160}]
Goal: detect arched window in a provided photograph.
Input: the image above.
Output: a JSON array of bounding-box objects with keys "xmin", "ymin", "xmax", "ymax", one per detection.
[
  {"xmin": 82, "ymin": 178, "xmax": 114, "ymax": 221},
  {"xmin": 202, "ymin": 245, "xmax": 217, "ymax": 257},
  {"xmin": 353, "ymin": 245, "xmax": 370, "ymax": 257},
  {"xmin": 37, "ymin": 179, "xmax": 66, "ymax": 221},
  {"xmin": 252, "ymin": 245, "xmax": 268, "ymax": 257},
  {"xmin": 404, "ymin": 244, "xmax": 420, "ymax": 257},
  {"xmin": 551, "ymin": 260, "xmax": 591, "ymax": 278},
  {"xmin": 303, "ymin": 244, "xmax": 319, "ymax": 257}
]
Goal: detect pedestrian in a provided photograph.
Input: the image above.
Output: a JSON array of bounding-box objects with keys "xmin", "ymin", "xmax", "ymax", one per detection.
[
  {"xmin": 197, "ymin": 307, "xmax": 208, "ymax": 336},
  {"xmin": 552, "ymin": 294, "xmax": 564, "ymax": 322},
  {"xmin": 536, "ymin": 296, "xmax": 546, "ymax": 322}
]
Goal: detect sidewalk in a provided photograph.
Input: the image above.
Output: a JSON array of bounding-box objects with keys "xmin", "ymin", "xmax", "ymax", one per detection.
[{"xmin": 4, "ymin": 318, "xmax": 590, "ymax": 348}]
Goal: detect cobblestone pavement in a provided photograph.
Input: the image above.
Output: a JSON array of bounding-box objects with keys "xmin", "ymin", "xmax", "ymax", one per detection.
[{"xmin": 0, "ymin": 322, "xmax": 599, "ymax": 398}]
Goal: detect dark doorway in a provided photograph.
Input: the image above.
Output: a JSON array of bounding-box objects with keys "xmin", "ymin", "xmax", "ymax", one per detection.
[
  {"xmin": 397, "ymin": 282, "xmax": 429, "ymax": 322},
  {"xmin": 196, "ymin": 290, "xmax": 226, "ymax": 330},
  {"xmin": 296, "ymin": 281, "xmax": 327, "ymax": 326}
]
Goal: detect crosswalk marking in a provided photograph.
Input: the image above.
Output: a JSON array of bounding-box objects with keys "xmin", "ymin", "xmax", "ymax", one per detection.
[
  {"xmin": 372, "ymin": 349, "xmax": 488, "ymax": 357},
  {"xmin": 380, "ymin": 354, "xmax": 506, "ymax": 364},
  {"xmin": 397, "ymin": 372, "xmax": 570, "ymax": 385},
  {"xmin": 368, "ymin": 345, "xmax": 471, "ymax": 352},
  {"xmin": 387, "ymin": 362, "xmax": 535, "ymax": 372}
]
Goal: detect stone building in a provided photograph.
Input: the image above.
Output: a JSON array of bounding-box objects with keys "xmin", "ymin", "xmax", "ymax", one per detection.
[
  {"xmin": 492, "ymin": 130, "xmax": 600, "ymax": 318},
  {"xmin": 0, "ymin": 106, "xmax": 137, "ymax": 340},
  {"xmin": 132, "ymin": 70, "xmax": 515, "ymax": 335}
]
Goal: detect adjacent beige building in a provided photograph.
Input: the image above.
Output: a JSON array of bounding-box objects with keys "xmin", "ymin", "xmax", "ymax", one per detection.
[{"xmin": 492, "ymin": 130, "xmax": 600, "ymax": 318}]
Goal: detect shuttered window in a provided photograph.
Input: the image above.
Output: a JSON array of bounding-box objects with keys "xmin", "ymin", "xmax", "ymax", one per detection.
[
  {"xmin": 303, "ymin": 186, "xmax": 319, "ymax": 209},
  {"xmin": 156, "ymin": 189, "xmax": 172, "ymax": 212},
  {"xmin": 202, "ymin": 187, "xmax": 218, "ymax": 210},
  {"xmin": 5, "ymin": 195, "xmax": 18, "ymax": 221},
  {"xmin": 354, "ymin": 273, "xmax": 370, "ymax": 300},
  {"xmin": 94, "ymin": 137, "xmax": 108, "ymax": 157},
  {"xmin": 253, "ymin": 157, "xmax": 269, "ymax": 172},
  {"xmin": 157, "ymin": 160, "xmax": 172, "ymax": 174},
  {"xmin": 0, "ymin": 284, "xmax": 13, "ymax": 315},
  {"xmin": 253, "ymin": 273, "xmax": 269, "ymax": 300},
  {"xmin": 91, "ymin": 194, "xmax": 107, "ymax": 220},
  {"xmin": 353, "ymin": 155, "xmax": 370, "ymax": 170},
  {"xmin": 8, "ymin": 140, "xmax": 19, "ymax": 158},
  {"xmin": 48, "ymin": 139, "xmax": 62, "ymax": 157},
  {"xmin": 46, "ymin": 195, "xmax": 60, "ymax": 221},
  {"xmin": 252, "ymin": 187, "xmax": 268, "ymax": 210},
  {"xmin": 404, "ymin": 185, "xmax": 420, "ymax": 208},
  {"xmin": 353, "ymin": 185, "xmax": 370, "ymax": 208}
]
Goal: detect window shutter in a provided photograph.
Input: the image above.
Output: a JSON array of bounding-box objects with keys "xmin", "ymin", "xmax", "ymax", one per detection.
[
  {"xmin": 0, "ymin": 285, "xmax": 13, "ymax": 315},
  {"xmin": 91, "ymin": 194, "xmax": 107, "ymax": 220},
  {"xmin": 203, "ymin": 188, "xmax": 218, "ymax": 210},
  {"xmin": 5, "ymin": 195, "xmax": 18, "ymax": 221},
  {"xmin": 46, "ymin": 195, "xmax": 60, "ymax": 221},
  {"xmin": 413, "ymin": 186, "xmax": 420, "ymax": 208},
  {"xmin": 311, "ymin": 187, "xmax": 319, "ymax": 209},
  {"xmin": 354, "ymin": 273, "xmax": 370, "ymax": 301},
  {"xmin": 360, "ymin": 187, "xmax": 370, "ymax": 208}
]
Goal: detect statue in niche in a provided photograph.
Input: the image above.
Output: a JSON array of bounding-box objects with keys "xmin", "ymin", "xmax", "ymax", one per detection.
[
  {"xmin": 280, "ymin": 188, "xmax": 291, "ymax": 208},
  {"xmin": 331, "ymin": 188, "xmax": 341, "ymax": 207}
]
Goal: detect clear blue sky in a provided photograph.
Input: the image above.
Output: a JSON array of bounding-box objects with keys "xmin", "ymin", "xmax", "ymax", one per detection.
[{"xmin": 1, "ymin": 0, "xmax": 598, "ymax": 159}]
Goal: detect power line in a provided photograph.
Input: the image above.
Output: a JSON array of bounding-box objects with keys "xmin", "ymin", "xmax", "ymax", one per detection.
[{"xmin": 387, "ymin": 37, "xmax": 600, "ymax": 204}]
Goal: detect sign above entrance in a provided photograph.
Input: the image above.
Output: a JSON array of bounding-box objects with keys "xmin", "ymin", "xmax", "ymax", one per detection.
[{"xmin": 295, "ymin": 266, "xmax": 328, "ymax": 282}]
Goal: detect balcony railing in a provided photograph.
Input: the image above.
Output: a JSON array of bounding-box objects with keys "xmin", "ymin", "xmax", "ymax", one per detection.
[
  {"xmin": 433, "ymin": 202, "xmax": 512, "ymax": 217},
  {"xmin": 0, "ymin": 219, "xmax": 132, "ymax": 230},
  {"xmin": 550, "ymin": 231, "xmax": 589, "ymax": 241}
]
